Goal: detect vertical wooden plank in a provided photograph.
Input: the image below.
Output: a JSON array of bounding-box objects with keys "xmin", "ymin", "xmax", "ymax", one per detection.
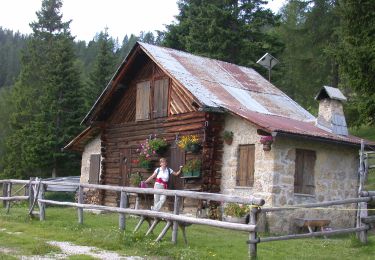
[
  {"xmin": 5, "ymin": 182, "xmax": 11, "ymax": 214},
  {"xmin": 249, "ymin": 207, "xmax": 259, "ymax": 259},
  {"xmin": 247, "ymin": 145, "xmax": 255, "ymax": 186},
  {"xmin": 143, "ymin": 81, "xmax": 151, "ymax": 120},
  {"xmin": 28, "ymin": 178, "xmax": 35, "ymax": 212},
  {"xmin": 303, "ymin": 150, "xmax": 316, "ymax": 195},
  {"xmin": 153, "ymin": 78, "xmax": 169, "ymax": 118},
  {"xmin": 136, "ymin": 81, "xmax": 151, "ymax": 120},
  {"xmin": 162, "ymin": 78, "xmax": 169, "ymax": 116},
  {"xmin": 135, "ymin": 195, "xmax": 140, "ymax": 209},
  {"xmin": 294, "ymin": 149, "xmax": 303, "ymax": 193},
  {"xmin": 89, "ymin": 154, "xmax": 101, "ymax": 184},
  {"xmin": 119, "ymin": 191, "xmax": 127, "ymax": 230},
  {"xmin": 237, "ymin": 145, "xmax": 254, "ymax": 186},
  {"xmin": 153, "ymin": 79, "xmax": 161, "ymax": 118},
  {"xmin": 39, "ymin": 184, "xmax": 45, "ymax": 221},
  {"xmin": 78, "ymin": 185, "xmax": 84, "ymax": 224},
  {"xmin": 135, "ymin": 82, "xmax": 142, "ymax": 120},
  {"xmin": 172, "ymin": 195, "xmax": 181, "ymax": 244},
  {"xmin": 2, "ymin": 182, "xmax": 7, "ymax": 208}
]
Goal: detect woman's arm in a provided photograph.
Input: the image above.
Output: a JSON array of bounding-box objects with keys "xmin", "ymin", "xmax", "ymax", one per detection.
[
  {"xmin": 145, "ymin": 171, "xmax": 157, "ymax": 183},
  {"xmin": 172, "ymin": 166, "xmax": 183, "ymax": 176}
]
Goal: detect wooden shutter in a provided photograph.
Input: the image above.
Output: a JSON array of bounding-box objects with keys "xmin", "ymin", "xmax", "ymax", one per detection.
[
  {"xmin": 294, "ymin": 149, "xmax": 316, "ymax": 194},
  {"xmin": 136, "ymin": 81, "xmax": 150, "ymax": 120},
  {"xmin": 153, "ymin": 78, "xmax": 169, "ymax": 118},
  {"xmin": 236, "ymin": 145, "xmax": 255, "ymax": 186},
  {"xmin": 88, "ymin": 154, "xmax": 101, "ymax": 184}
]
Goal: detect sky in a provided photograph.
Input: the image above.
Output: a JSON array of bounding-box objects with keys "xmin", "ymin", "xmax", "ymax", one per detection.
[{"xmin": 0, "ymin": 0, "xmax": 286, "ymax": 42}]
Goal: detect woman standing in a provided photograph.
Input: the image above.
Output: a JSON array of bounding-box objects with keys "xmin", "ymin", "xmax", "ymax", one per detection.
[{"xmin": 144, "ymin": 157, "xmax": 183, "ymax": 211}]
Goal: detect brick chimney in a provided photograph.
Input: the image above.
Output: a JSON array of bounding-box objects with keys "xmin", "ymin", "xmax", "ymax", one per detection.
[{"xmin": 315, "ymin": 86, "xmax": 348, "ymax": 136}]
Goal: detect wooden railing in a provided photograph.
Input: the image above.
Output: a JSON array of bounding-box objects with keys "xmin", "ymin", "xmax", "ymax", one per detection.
[
  {"xmin": 0, "ymin": 178, "xmax": 264, "ymax": 259},
  {"xmin": 1, "ymin": 178, "xmax": 374, "ymax": 259}
]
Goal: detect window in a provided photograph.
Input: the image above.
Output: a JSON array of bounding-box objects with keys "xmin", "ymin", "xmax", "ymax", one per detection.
[
  {"xmin": 153, "ymin": 78, "xmax": 169, "ymax": 118},
  {"xmin": 88, "ymin": 154, "xmax": 101, "ymax": 184},
  {"xmin": 294, "ymin": 149, "xmax": 316, "ymax": 195},
  {"xmin": 236, "ymin": 145, "xmax": 255, "ymax": 187},
  {"xmin": 135, "ymin": 81, "xmax": 151, "ymax": 120}
]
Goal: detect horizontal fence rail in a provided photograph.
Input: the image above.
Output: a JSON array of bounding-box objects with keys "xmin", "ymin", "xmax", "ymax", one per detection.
[
  {"xmin": 1, "ymin": 178, "xmax": 374, "ymax": 260},
  {"xmin": 262, "ymin": 197, "xmax": 374, "ymax": 212}
]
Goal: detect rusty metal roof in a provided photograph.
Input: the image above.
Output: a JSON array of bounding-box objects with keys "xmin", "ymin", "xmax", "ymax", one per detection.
[
  {"xmin": 139, "ymin": 43, "xmax": 375, "ymax": 147},
  {"xmin": 78, "ymin": 42, "xmax": 373, "ymax": 147},
  {"xmin": 140, "ymin": 42, "xmax": 315, "ymax": 123}
]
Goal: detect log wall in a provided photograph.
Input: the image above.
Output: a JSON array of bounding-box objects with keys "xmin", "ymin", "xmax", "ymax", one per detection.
[
  {"xmin": 92, "ymin": 56, "xmax": 225, "ymax": 207},
  {"xmin": 99, "ymin": 112, "xmax": 224, "ymax": 207}
]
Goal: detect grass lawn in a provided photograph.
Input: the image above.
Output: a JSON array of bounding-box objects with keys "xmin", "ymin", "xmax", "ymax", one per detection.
[{"xmin": 0, "ymin": 206, "xmax": 374, "ymax": 259}]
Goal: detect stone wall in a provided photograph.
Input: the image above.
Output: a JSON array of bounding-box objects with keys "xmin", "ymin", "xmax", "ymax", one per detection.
[
  {"xmin": 80, "ymin": 134, "xmax": 102, "ymax": 184},
  {"xmin": 220, "ymin": 114, "xmax": 274, "ymax": 204},
  {"xmin": 220, "ymin": 114, "xmax": 359, "ymax": 233},
  {"xmin": 269, "ymin": 136, "xmax": 358, "ymax": 233}
]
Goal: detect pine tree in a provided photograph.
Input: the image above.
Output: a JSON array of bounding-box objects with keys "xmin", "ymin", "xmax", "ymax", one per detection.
[
  {"xmin": 3, "ymin": 0, "xmax": 84, "ymax": 178},
  {"xmin": 163, "ymin": 0, "xmax": 283, "ymax": 67},
  {"xmin": 335, "ymin": 0, "xmax": 375, "ymax": 125},
  {"xmin": 274, "ymin": 0, "xmax": 339, "ymax": 111},
  {"xmin": 84, "ymin": 28, "xmax": 117, "ymax": 110}
]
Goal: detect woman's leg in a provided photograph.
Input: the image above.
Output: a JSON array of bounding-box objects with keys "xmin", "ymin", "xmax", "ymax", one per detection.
[
  {"xmin": 154, "ymin": 194, "xmax": 166, "ymax": 211},
  {"xmin": 153, "ymin": 183, "xmax": 166, "ymax": 211}
]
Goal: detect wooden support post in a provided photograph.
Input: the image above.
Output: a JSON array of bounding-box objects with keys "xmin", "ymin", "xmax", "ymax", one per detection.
[
  {"xmin": 77, "ymin": 185, "xmax": 83, "ymax": 224},
  {"xmin": 38, "ymin": 184, "xmax": 46, "ymax": 221},
  {"xmin": 172, "ymin": 195, "xmax": 181, "ymax": 244},
  {"xmin": 249, "ymin": 207, "xmax": 259, "ymax": 259},
  {"xmin": 357, "ymin": 140, "xmax": 368, "ymax": 243},
  {"xmin": 156, "ymin": 221, "xmax": 172, "ymax": 242},
  {"xmin": 134, "ymin": 216, "xmax": 146, "ymax": 233},
  {"xmin": 119, "ymin": 191, "xmax": 128, "ymax": 231},
  {"xmin": 146, "ymin": 219, "xmax": 160, "ymax": 236},
  {"xmin": 2, "ymin": 182, "xmax": 7, "ymax": 208},
  {"xmin": 135, "ymin": 195, "xmax": 140, "ymax": 209},
  {"xmin": 28, "ymin": 178, "xmax": 35, "ymax": 212},
  {"xmin": 5, "ymin": 182, "xmax": 12, "ymax": 213},
  {"xmin": 179, "ymin": 224, "xmax": 188, "ymax": 245}
]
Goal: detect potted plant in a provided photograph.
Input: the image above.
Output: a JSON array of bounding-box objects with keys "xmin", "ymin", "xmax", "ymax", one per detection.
[
  {"xmin": 260, "ymin": 135, "xmax": 273, "ymax": 151},
  {"xmin": 223, "ymin": 203, "xmax": 250, "ymax": 224},
  {"xmin": 130, "ymin": 172, "xmax": 143, "ymax": 187},
  {"xmin": 223, "ymin": 130, "xmax": 234, "ymax": 145},
  {"xmin": 138, "ymin": 155, "xmax": 152, "ymax": 170},
  {"xmin": 148, "ymin": 136, "xmax": 168, "ymax": 155},
  {"xmin": 182, "ymin": 159, "xmax": 202, "ymax": 177},
  {"xmin": 178, "ymin": 135, "xmax": 201, "ymax": 153}
]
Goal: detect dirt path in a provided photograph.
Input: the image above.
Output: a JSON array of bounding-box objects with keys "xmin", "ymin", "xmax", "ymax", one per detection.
[{"xmin": 0, "ymin": 228, "xmax": 144, "ymax": 259}]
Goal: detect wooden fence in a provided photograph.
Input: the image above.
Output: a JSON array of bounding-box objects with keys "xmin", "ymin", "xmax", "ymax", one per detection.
[{"xmin": 1, "ymin": 178, "xmax": 374, "ymax": 259}]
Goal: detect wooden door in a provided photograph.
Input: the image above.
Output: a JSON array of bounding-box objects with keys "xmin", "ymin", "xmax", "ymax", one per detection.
[
  {"xmin": 120, "ymin": 149, "xmax": 131, "ymax": 186},
  {"xmin": 167, "ymin": 143, "xmax": 185, "ymax": 190}
]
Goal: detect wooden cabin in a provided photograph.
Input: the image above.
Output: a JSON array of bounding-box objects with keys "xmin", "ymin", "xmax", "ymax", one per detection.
[{"xmin": 65, "ymin": 42, "xmax": 374, "ymax": 232}]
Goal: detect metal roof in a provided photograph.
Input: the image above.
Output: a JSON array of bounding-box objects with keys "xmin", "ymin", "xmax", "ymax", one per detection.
[
  {"xmin": 77, "ymin": 42, "xmax": 373, "ymax": 147},
  {"xmin": 140, "ymin": 42, "xmax": 315, "ymax": 123},
  {"xmin": 315, "ymin": 86, "xmax": 347, "ymax": 101}
]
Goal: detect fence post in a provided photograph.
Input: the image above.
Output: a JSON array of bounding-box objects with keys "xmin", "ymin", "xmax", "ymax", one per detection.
[
  {"xmin": 172, "ymin": 195, "xmax": 181, "ymax": 244},
  {"xmin": 5, "ymin": 182, "xmax": 12, "ymax": 214},
  {"xmin": 119, "ymin": 190, "xmax": 128, "ymax": 230},
  {"xmin": 2, "ymin": 182, "xmax": 7, "ymax": 208},
  {"xmin": 135, "ymin": 195, "xmax": 140, "ymax": 209},
  {"xmin": 78, "ymin": 185, "xmax": 84, "ymax": 224},
  {"xmin": 28, "ymin": 177, "xmax": 35, "ymax": 212},
  {"xmin": 39, "ymin": 184, "xmax": 45, "ymax": 221},
  {"xmin": 249, "ymin": 206, "xmax": 259, "ymax": 259}
]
